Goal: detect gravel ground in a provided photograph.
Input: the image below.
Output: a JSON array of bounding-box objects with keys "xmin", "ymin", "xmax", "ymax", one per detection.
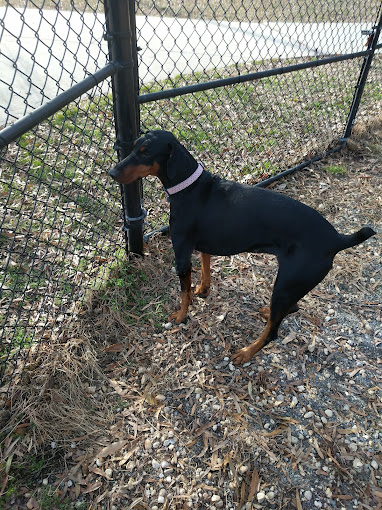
[{"xmin": 3, "ymin": 121, "xmax": 381, "ymax": 509}]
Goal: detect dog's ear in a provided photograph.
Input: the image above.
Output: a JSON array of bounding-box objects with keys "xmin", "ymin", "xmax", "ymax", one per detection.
[{"xmin": 166, "ymin": 141, "xmax": 177, "ymax": 180}]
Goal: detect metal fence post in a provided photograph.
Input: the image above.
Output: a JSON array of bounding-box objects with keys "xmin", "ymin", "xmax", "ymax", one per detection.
[
  {"xmin": 104, "ymin": 0, "xmax": 143, "ymax": 256},
  {"xmin": 343, "ymin": 6, "xmax": 382, "ymax": 140}
]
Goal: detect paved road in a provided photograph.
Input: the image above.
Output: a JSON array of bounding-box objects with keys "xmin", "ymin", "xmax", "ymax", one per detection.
[{"xmin": 0, "ymin": 7, "xmax": 369, "ymax": 126}]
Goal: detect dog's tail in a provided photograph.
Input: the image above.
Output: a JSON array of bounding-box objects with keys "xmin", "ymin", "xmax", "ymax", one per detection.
[{"xmin": 337, "ymin": 227, "xmax": 376, "ymax": 253}]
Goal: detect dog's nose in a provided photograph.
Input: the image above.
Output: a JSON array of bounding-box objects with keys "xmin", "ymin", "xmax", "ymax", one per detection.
[{"xmin": 108, "ymin": 166, "xmax": 119, "ymax": 180}]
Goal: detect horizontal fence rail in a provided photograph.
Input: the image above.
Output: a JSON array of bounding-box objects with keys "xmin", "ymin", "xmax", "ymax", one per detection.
[
  {"xmin": 0, "ymin": 62, "xmax": 119, "ymax": 149},
  {"xmin": 137, "ymin": 50, "xmax": 372, "ymax": 105}
]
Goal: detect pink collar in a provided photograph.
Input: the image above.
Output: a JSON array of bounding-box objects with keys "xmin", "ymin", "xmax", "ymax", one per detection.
[{"xmin": 165, "ymin": 163, "xmax": 203, "ymax": 196}]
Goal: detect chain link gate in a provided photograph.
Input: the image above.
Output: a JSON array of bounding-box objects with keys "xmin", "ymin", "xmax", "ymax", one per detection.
[{"xmin": 1, "ymin": 1, "xmax": 381, "ymax": 401}]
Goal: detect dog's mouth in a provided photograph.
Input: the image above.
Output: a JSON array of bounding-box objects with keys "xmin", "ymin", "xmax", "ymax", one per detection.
[
  {"xmin": 108, "ymin": 168, "xmax": 136, "ymax": 185},
  {"xmin": 108, "ymin": 162, "xmax": 160, "ymax": 184}
]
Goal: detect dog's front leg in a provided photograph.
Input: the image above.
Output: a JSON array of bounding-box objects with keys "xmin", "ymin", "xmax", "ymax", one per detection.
[
  {"xmin": 168, "ymin": 266, "xmax": 192, "ymax": 324},
  {"xmin": 169, "ymin": 240, "xmax": 194, "ymax": 324}
]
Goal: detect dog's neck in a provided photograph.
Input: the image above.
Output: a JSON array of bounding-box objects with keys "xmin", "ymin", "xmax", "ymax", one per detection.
[{"xmin": 164, "ymin": 163, "xmax": 204, "ymax": 196}]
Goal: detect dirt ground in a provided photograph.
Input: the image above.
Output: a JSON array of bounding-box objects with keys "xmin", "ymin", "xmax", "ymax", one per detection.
[{"xmin": 1, "ymin": 118, "xmax": 381, "ymax": 509}]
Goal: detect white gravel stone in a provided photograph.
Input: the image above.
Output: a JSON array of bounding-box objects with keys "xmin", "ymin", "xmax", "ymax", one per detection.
[
  {"xmin": 105, "ymin": 468, "xmax": 113, "ymax": 478},
  {"xmin": 324, "ymin": 409, "xmax": 333, "ymax": 418},
  {"xmin": 211, "ymin": 494, "xmax": 221, "ymax": 502},
  {"xmin": 152, "ymin": 459, "xmax": 161, "ymax": 469},
  {"xmin": 371, "ymin": 460, "xmax": 379, "ymax": 470},
  {"xmin": 257, "ymin": 491, "xmax": 266, "ymax": 503},
  {"xmin": 353, "ymin": 458, "xmax": 363, "ymax": 469},
  {"xmin": 304, "ymin": 490, "xmax": 313, "ymax": 501},
  {"xmin": 304, "ymin": 411, "xmax": 315, "ymax": 418}
]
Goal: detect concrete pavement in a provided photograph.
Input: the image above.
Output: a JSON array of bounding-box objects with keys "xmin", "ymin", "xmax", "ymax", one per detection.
[{"xmin": 0, "ymin": 6, "xmax": 370, "ymax": 126}]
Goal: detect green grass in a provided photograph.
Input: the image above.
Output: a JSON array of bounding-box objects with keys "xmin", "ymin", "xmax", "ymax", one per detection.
[
  {"xmin": 0, "ymin": 453, "xmax": 42, "ymax": 509},
  {"xmin": 0, "ymin": 93, "xmax": 121, "ymax": 383},
  {"xmin": 101, "ymin": 259, "xmax": 167, "ymax": 330},
  {"xmin": 139, "ymin": 58, "xmax": 365, "ymax": 185},
  {"xmin": 323, "ymin": 164, "xmax": 347, "ymax": 175}
]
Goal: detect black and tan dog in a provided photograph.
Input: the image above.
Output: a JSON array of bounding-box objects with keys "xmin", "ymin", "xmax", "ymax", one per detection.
[{"xmin": 109, "ymin": 130, "xmax": 376, "ymax": 364}]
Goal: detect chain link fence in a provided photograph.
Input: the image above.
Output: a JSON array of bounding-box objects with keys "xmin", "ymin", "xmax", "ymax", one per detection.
[
  {"xmin": 1, "ymin": 0, "xmax": 381, "ymax": 401},
  {"xmin": 136, "ymin": 0, "xmax": 382, "ymax": 232},
  {"xmin": 0, "ymin": 1, "xmax": 123, "ymax": 401}
]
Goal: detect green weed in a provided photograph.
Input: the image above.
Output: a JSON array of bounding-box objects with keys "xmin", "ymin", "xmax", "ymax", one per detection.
[{"xmin": 323, "ymin": 164, "xmax": 347, "ymax": 175}]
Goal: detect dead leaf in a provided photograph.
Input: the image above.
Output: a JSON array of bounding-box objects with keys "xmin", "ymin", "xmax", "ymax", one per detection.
[
  {"xmin": 282, "ymin": 331, "xmax": 297, "ymax": 344},
  {"xmin": 97, "ymin": 440, "xmax": 129, "ymax": 458},
  {"xmin": 248, "ymin": 467, "xmax": 260, "ymax": 501},
  {"xmin": 312, "ymin": 438, "xmax": 324, "ymax": 459},
  {"xmin": 82, "ymin": 481, "xmax": 103, "ymax": 494},
  {"xmin": 104, "ymin": 343, "xmax": 125, "ymax": 352},
  {"xmin": 264, "ymin": 426, "xmax": 287, "ymax": 438},
  {"xmin": 296, "ymin": 489, "xmax": 303, "ymax": 510}
]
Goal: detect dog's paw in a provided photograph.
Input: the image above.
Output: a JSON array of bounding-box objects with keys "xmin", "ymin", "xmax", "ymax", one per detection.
[
  {"xmin": 168, "ymin": 310, "xmax": 187, "ymax": 324},
  {"xmin": 194, "ymin": 285, "xmax": 210, "ymax": 298},
  {"xmin": 259, "ymin": 306, "xmax": 270, "ymax": 320},
  {"xmin": 231, "ymin": 346, "xmax": 255, "ymax": 365}
]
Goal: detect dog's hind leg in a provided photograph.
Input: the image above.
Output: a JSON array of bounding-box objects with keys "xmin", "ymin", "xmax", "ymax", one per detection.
[
  {"xmin": 195, "ymin": 253, "xmax": 211, "ymax": 298},
  {"xmin": 232, "ymin": 254, "xmax": 332, "ymax": 364}
]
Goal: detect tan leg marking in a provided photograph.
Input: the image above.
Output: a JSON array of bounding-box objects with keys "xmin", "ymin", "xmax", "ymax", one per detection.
[
  {"xmin": 194, "ymin": 253, "xmax": 211, "ymax": 297},
  {"xmin": 169, "ymin": 269, "xmax": 192, "ymax": 324},
  {"xmin": 231, "ymin": 321, "xmax": 271, "ymax": 365}
]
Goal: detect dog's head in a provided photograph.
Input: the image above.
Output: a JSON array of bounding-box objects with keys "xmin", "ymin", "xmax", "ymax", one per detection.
[{"xmin": 108, "ymin": 130, "xmax": 198, "ymax": 188}]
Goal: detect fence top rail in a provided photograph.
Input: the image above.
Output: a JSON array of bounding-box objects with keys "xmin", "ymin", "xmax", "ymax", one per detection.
[{"xmin": 138, "ymin": 49, "xmax": 371, "ymax": 105}]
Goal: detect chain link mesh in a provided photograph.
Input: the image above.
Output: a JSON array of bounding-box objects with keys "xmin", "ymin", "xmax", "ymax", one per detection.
[
  {"xmin": 0, "ymin": 0, "xmax": 381, "ymax": 398},
  {"xmin": 136, "ymin": 0, "xmax": 381, "ymax": 232},
  {"xmin": 0, "ymin": 1, "xmax": 122, "ymax": 400}
]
